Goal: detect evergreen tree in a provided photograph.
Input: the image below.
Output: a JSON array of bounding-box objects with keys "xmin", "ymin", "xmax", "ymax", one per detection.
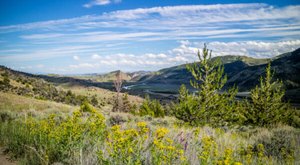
[
  {"xmin": 187, "ymin": 44, "xmax": 228, "ymax": 124},
  {"xmin": 174, "ymin": 85, "xmax": 199, "ymax": 124},
  {"xmin": 139, "ymin": 95, "xmax": 165, "ymax": 117},
  {"xmin": 246, "ymin": 63, "xmax": 293, "ymax": 126},
  {"xmin": 139, "ymin": 95, "xmax": 154, "ymax": 116},
  {"xmin": 175, "ymin": 44, "xmax": 241, "ymax": 126}
]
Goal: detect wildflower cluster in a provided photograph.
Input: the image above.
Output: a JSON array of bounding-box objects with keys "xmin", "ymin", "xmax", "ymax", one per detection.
[
  {"xmin": 99, "ymin": 122, "xmax": 150, "ymax": 164},
  {"xmin": 199, "ymin": 136, "xmax": 218, "ymax": 164},
  {"xmin": 151, "ymin": 127, "xmax": 186, "ymax": 164},
  {"xmin": 16, "ymin": 105, "xmax": 106, "ymax": 164}
]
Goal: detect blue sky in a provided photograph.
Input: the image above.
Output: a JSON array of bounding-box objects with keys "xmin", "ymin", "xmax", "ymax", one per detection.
[{"xmin": 0, "ymin": 0, "xmax": 300, "ymax": 74}]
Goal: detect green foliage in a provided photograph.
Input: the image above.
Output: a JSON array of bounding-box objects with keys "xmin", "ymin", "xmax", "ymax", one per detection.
[
  {"xmin": 2, "ymin": 71, "xmax": 10, "ymax": 86},
  {"xmin": 174, "ymin": 85, "xmax": 199, "ymax": 124},
  {"xmin": 80, "ymin": 100, "xmax": 95, "ymax": 113},
  {"xmin": 187, "ymin": 45, "xmax": 227, "ymax": 92},
  {"xmin": 122, "ymin": 93, "xmax": 131, "ymax": 113},
  {"xmin": 139, "ymin": 95, "xmax": 165, "ymax": 118},
  {"xmin": 245, "ymin": 63, "xmax": 293, "ymax": 126},
  {"xmin": 1, "ymin": 111, "xmax": 298, "ymax": 164},
  {"xmin": 0, "ymin": 110, "xmax": 106, "ymax": 164},
  {"xmin": 0, "ymin": 71, "xmax": 11, "ymax": 90},
  {"xmin": 175, "ymin": 45, "xmax": 242, "ymax": 126}
]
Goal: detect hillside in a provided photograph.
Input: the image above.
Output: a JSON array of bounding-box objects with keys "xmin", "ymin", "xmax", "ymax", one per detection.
[
  {"xmin": 1, "ymin": 48, "xmax": 299, "ymax": 103},
  {"xmin": 73, "ymin": 70, "xmax": 132, "ymax": 82},
  {"xmin": 0, "ymin": 66, "xmax": 143, "ymax": 109},
  {"xmin": 127, "ymin": 48, "xmax": 300, "ymax": 103}
]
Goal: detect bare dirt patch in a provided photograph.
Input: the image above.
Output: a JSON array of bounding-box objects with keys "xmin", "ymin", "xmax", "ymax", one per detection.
[{"xmin": 0, "ymin": 148, "xmax": 16, "ymax": 165}]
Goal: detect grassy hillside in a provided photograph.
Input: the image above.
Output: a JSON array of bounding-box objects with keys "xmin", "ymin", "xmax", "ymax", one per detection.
[
  {"xmin": 73, "ymin": 70, "xmax": 132, "ymax": 82},
  {"xmin": 0, "ymin": 66, "xmax": 143, "ymax": 111},
  {"xmin": 0, "ymin": 92, "xmax": 75, "ymax": 116}
]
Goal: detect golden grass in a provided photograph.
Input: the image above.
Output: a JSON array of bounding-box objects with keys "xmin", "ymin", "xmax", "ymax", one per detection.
[
  {"xmin": 0, "ymin": 92, "xmax": 75, "ymax": 114},
  {"xmin": 62, "ymin": 85, "xmax": 143, "ymax": 104}
]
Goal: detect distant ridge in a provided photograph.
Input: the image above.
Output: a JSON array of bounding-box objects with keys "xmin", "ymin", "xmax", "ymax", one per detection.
[{"xmin": 1, "ymin": 48, "xmax": 299, "ymax": 103}]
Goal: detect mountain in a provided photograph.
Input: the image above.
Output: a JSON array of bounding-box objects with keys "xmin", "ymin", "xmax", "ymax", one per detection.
[
  {"xmin": 72, "ymin": 70, "xmax": 130, "ymax": 82},
  {"xmin": 127, "ymin": 48, "xmax": 300, "ymax": 103},
  {"xmin": 71, "ymin": 70, "xmax": 151, "ymax": 83},
  {"xmin": 1, "ymin": 48, "xmax": 299, "ymax": 103},
  {"xmin": 132, "ymin": 55, "xmax": 270, "ymax": 89}
]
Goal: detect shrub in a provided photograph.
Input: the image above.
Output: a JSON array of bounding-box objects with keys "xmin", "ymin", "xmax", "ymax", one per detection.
[
  {"xmin": 0, "ymin": 109, "xmax": 106, "ymax": 164},
  {"xmin": 139, "ymin": 95, "xmax": 165, "ymax": 118},
  {"xmin": 109, "ymin": 114, "xmax": 129, "ymax": 126},
  {"xmin": 79, "ymin": 100, "xmax": 95, "ymax": 113},
  {"xmin": 252, "ymin": 126, "xmax": 296, "ymax": 161}
]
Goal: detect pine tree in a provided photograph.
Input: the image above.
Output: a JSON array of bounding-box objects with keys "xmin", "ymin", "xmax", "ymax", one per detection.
[
  {"xmin": 139, "ymin": 95, "xmax": 154, "ymax": 116},
  {"xmin": 174, "ymin": 85, "xmax": 199, "ymax": 124},
  {"xmin": 175, "ymin": 44, "xmax": 241, "ymax": 126},
  {"xmin": 247, "ymin": 63, "xmax": 292, "ymax": 126}
]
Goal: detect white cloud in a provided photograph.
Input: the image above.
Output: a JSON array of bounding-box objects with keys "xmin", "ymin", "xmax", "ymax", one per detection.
[
  {"xmin": 73, "ymin": 55, "xmax": 80, "ymax": 60},
  {"xmin": 1, "ymin": 4, "xmax": 299, "ymax": 39},
  {"xmin": 83, "ymin": 0, "xmax": 121, "ymax": 8},
  {"xmin": 180, "ymin": 40, "xmax": 300, "ymax": 58},
  {"xmin": 69, "ymin": 63, "xmax": 94, "ymax": 68},
  {"xmin": 91, "ymin": 54, "xmax": 101, "ymax": 59},
  {"xmin": 20, "ymin": 33, "xmax": 63, "ymax": 39},
  {"xmin": 68, "ymin": 40, "xmax": 297, "ymax": 71}
]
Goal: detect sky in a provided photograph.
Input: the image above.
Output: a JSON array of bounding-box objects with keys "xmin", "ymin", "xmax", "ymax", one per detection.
[{"xmin": 0, "ymin": 0, "xmax": 300, "ymax": 74}]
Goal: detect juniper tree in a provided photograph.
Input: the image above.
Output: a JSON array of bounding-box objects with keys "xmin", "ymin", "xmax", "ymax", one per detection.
[{"xmin": 246, "ymin": 63, "xmax": 293, "ymax": 126}]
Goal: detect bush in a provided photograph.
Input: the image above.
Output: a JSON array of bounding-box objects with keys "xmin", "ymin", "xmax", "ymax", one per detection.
[
  {"xmin": 0, "ymin": 110, "xmax": 106, "ymax": 164},
  {"xmin": 139, "ymin": 95, "xmax": 165, "ymax": 118},
  {"xmin": 79, "ymin": 100, "xmax": 95, "ymax": 113},
  {"xmin": 109, "ymin": 114, "xmax": 129, "ymax": 126},
  {"xmin": 252, "ymin": 126, "xmax": 297, "ymax": 162}
]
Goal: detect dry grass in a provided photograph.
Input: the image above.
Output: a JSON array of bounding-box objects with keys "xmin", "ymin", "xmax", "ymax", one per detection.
[
  {"xmin": 62, "ymin": 85, "xmax": 143, "ymax": 104},
  {"xmin": 0, "ymin": 92, "xmax": 75, "ymax": 114}
]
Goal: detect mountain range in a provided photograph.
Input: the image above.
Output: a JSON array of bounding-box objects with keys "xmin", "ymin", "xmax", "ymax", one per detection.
[{"xmin": 1, "ymin": 48, "xmax": 299, "ymax": 103}]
